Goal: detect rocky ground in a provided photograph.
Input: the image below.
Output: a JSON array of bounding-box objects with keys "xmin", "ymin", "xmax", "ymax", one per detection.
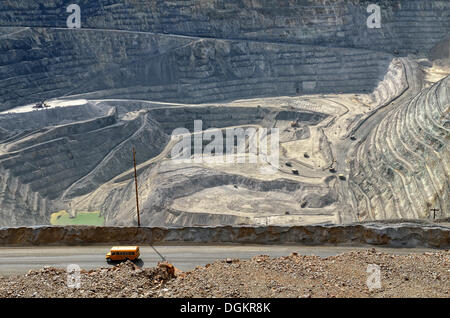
[{"xmin": 0, "ymin": 249, "xmax": 448, "ymax": 298}]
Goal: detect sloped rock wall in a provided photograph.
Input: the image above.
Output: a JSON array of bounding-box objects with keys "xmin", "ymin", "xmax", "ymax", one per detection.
[{"xmin": 0, "ymin": 223, "xmax": 448, "ymax": 248}]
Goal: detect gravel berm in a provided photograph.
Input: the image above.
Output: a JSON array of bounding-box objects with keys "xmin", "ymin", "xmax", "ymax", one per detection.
[{"xmin": 0, "ymin": 249, "xmax": 448, "ymax": 298}]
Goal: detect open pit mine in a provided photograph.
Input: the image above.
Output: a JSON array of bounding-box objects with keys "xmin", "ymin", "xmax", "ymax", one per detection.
[{"xmin": 0, "ymin": 0, "xmax": 448, "ymax": 231}]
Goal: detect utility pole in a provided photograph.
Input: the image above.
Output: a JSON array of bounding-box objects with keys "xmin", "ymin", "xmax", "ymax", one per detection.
[
  {"xmin": 132, "ymin": 147, "xmax": 168, "ymax": 263},
  {"xmin": 430, "ymin": 208, "xmax": 439, "ymax": 220},
  {"xmin": 133, "ymin": 147, "xmax": 140, "ymax": 227}
]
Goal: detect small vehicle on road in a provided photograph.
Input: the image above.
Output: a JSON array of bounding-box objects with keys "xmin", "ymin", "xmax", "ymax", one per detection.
[{"xmin": 106, "ymin": 246, "xmax": 140, "ymax": 262}]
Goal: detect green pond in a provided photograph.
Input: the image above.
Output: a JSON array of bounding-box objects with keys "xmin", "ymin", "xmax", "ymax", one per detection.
[{"xmin": 50, "ymin": 211, "xmax": 105, "ymax": 226}]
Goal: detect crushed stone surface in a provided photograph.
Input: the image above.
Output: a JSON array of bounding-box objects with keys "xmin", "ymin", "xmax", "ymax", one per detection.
[{"xmin": 0, "ymin": 249, "xmax": 448, "ymax": 298}]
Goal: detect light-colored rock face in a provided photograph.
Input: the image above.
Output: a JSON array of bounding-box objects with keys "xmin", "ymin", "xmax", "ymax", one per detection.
[
  {"xmin": 0, "ymin": 1, "xmax": 448, "ymax": 228},
  {"xmin": 349, "ymin": 76, "xmax": 450, "ymax": 222}
]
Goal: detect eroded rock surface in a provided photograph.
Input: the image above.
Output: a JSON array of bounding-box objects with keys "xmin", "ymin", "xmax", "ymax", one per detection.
[{"xmin": 0, "ymin": 1, "xmax": 448, "ymax": 228}]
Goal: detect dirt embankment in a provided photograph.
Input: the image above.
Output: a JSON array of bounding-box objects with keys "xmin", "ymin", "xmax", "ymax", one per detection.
[
  {"xmin": 0, "ymin": 223, "xmax": 449, "ymax": 248},
  {"xmin": 0, "ymin": 249, "xmax": 448, "ymax": 298},
  {"xmin": 0, "ymin": 261, "xmax": 176, "ymax": 298}
]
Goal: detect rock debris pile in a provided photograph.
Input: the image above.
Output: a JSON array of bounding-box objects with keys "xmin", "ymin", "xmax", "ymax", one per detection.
[{"xmin": 0, "ymin": 250, "xmax": 448, "ymax": 298}]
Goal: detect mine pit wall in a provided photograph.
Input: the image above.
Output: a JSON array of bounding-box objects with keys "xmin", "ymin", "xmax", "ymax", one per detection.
[
  {"xmin": 0, "ymin": 103, "xmax": 109, "ymax": 133},
  {"xmin": 60, "ymin": 114, "xmax": 170, "ymax": 199},
  {"xmin": 0, "ymin": 103, "xmax": 170, "ymax": 226},
  {"xmin": 0, "ymin": 108, "xmax": 127, "ymax": 199},
  {"xmin": 0, "ymin": 224, "xmax": 448, "ymax": 248},
  {"xmin": 0, "ymin": 107, "xmax": 117, "ymax": 152},
  {"xmin": 0, "ymin": 28, "xmax": 192, "ymax": 111},
  {"xmin": 147, "ymin": 106, "xmax": 328, "ymax": 134},
  {"xmin": 0, "ymin": 0, "xmax": 448, "ymax": 228},
  {"xmin": 0, "ymin": 168, "xmax": 50, "ymax": 227},
  {"xmin": 0, "ymin": 0, "xmax": 448, "ymax": 110},
  {"xmin": 349, "ymin": 76, "xmax": 450, "ymax": 222},
  {"xmin": 161, "ymin": 209, "xmax": 247, "ymax": 228},
  {"xmin": 370, "ymin": 57, "xmax": 408, "ymax": 107},
  {"xmin": 148, "ymin": 106, "xmax": 271, "ymax": 134},
  {"xmin": 0, "ymin": 26, "xmax": 395, "ymax": 110},
  {"xmin": 99, "ymin": 164, "xmax": 336, "ymax": 227},
  {"xmin": 0, "ymin": 0, "xmax": 448, "ymax": 55}
]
